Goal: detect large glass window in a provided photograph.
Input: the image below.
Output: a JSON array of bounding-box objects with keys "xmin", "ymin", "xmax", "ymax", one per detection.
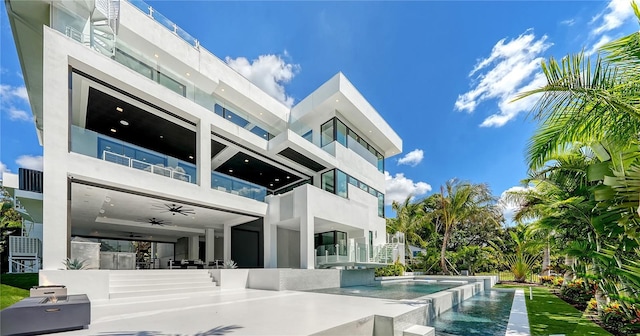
[
  {"xmin": 369, "ymin": 231, "xmax": 374, "ymax": 258},
  {"xmin": 321, "ymin": 120, "xmax": 334, "ymax": 147},
  {"xmin": 336, "ymin": 170, "xmax": 348, "ymax": 198},
  {"xmin": 321, "ymin": 170, "xmax": 335, "ymax": 194},
  {"xmin": 322, "ymin": 117, "xmax": 385, "ymax": 172},
  {"xmin": 336, "ymin": 119, "xmax": 348, "ymax": 147},
  {"xmin": 320, "ymin": 169, "xmax": 384, "ymax": 218},
  {"xmin": 314, "ymin": 230, "xmax": 347, "ymax": 256},
  {"xmin": 158, "ymin": 72, "xmax": 186, "ymax": 96}
]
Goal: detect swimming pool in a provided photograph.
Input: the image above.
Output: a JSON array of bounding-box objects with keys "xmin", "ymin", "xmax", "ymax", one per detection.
[
  {"xmin": 308, "ymin": 281, "xmax": 459, "ymax": 300},
  {"xmin": 428, "ymin": 290, "xmax": 515, "ymax": 336}
]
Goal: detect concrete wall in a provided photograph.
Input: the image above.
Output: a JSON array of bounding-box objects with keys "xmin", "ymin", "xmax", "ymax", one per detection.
[
  {"xmin": 247, "ymin": 268, "xmax": 375, "ymax": 291},
  {"xmin": 39, "ymin": 270, "xmax": 110, "ymax": 301}
]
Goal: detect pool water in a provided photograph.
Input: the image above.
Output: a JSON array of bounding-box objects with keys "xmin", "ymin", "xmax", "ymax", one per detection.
[
  {"xmin": 308, "ymin": 282, "xmax": 459, "ymax": 300},
  {"xmin": 428, "ymin": 290, "xmax": 515, "ymax": 336}
]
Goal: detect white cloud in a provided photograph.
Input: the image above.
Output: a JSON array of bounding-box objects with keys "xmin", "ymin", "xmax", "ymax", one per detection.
[
  {"xmin": 397, "ymin": 149, "xmax": 424, "ymax": 167},
  {"xmin": 481, "ymin": 72, "xmax": 547, "ymax": 127},
  {"xmin": 592, "ymin": 0, "xmax": 636, "ymax": 35},
  {"xmin": 1, "ymin": 84, "xmax": 32, "ymax": 123},
  {"xmin": 498, "ymin": 186, "xmax": 532, "ymax": 225},
  {"xmin": 225, "ymin": 53, "xmax": 300, "ymax": 108},
  {"xmin": 384, "ymin": 171, "xmax": 431, "ymax": 205},
  {"xmin": 0, "ymin": 161, "xmax": 9, "ymax": 173},
  {"xmin": 561, "ymin": 18, "xmax": 576, "ymax": 26},
  {"xmin": 586, "ymin": 35, "xmax": 612, "ymax": 56},
  {"xmin": 7, "ymin": 107, "xmax": 31, "ymax": 121},
  {"xmin": 16, "ymin": 155, "xmax": 43, "ymax": 171},
  {"xmin": 0, "ymin": 84, "xmax": 28, "ymax": 104},
  {"xmin": 455, "ymin": 30, "xmax": 551, "ymax": 127}
]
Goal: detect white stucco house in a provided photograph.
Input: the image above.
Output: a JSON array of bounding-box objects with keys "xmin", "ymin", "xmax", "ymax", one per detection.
[{"xmin": 4, "ymin": 0, "xmax": 403, "ymax": 278}]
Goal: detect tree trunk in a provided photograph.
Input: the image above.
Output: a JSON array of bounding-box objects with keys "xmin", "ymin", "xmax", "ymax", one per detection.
[
  {"xmin": 440, "ymin": 228, "xmax": 450, "ymax": 274},
  {"xmin": 541, "ymin": 242, "xmax": 550, "ymax": 276},
  {"xmin": 563, "ymin": 254, "xmax": 574, "ymax": 286}
]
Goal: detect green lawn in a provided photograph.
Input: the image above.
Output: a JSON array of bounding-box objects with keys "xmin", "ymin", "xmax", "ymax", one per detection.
[
  {"xmin": 0, "ymin": 273, "xmax": 39, "ymax": 309},
  {"xmin": 495, "ymin": 284, "xmax": 612, "ymax": 336}
]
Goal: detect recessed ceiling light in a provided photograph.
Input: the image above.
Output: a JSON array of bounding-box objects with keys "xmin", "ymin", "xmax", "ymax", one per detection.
[
  {"xmin": 110, "ymin": 203, "xmax": 114, "ymax": 207},
  {"xmin": 110, "ymin": 128, "xmax": 117, "ymax": 133},
  {"xmin": 116, "ymin": 107, "xmax": 123, "ymax": 112},
  {"xmin": 105, "ymin": 197, "xmax": 111, "ymax": 202},
  {"xmin": 260, "ymin": 112, "xmax": 263, "ymax": 115},
  {"xmin": 275, "ymin": 178, "xmax": 279, "ymax": 182},
  {"xmin": 189, "ymin": 155, "xmax": 194, "ymax": 159},
  {"xmin": 336, "ymin": 99, "xmax": 339, "ymax": 103},
  {"xmin": 221, "ymin": 88, "xmax": 225, "ymax": 92},
  {"xmin": 159, "ymin": 135, "xmax": 164, "ymax": 139},
  {"xmin": 259, "ymin": 172, "xmax": 263, "ymax": 175},
  {"xmin": 369, "ymin": 130, "xmax": 372, "ymax": 133},
  {"xmin": 186, "ymin": 72, "xmax": 190, "ymax": 76},
  {"xmin": 269, "ymin": 183, "xmax": 273, "ymax": 187},
  {"xmin": 286, "ymin": 176, "xmax": 290, "ymax": 179},
  {"xmin": 229, "ymin": 169, "xmax": 233, "ymax": 173},
  {"xmin": 99, "ymin": 209, "xmax": 105, "ymax": 214},
  {"xmin": 244, "ymin": 159, "xmax": 249, "ymax": 163},
  {"xmin": 120, "ymin": 120, "xmax": 129, "ymax": 126},
  {"xmin": 227, "ymin": 115, "xmax": 232, "ymax": 119},
  {"xmin": 154, "ymin": 54, "xmax": 159, "ymax": 58}
]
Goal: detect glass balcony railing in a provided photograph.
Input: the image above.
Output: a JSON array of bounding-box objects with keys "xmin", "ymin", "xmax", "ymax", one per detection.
[
  {"xmin": 50, "ymin": 4, "xmax": 280, "ymax": 142},
  {"xmin": 211, "ymin": 171, "xmax": 266, "ymax": 202},
  {"xmin": 70, "ymin": 125, "xmax": 196, "ymax": 184}
]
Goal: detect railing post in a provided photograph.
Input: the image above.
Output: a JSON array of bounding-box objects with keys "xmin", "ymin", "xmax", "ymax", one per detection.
[
  {"xmin": 325, "ymin": 250, "xmax": 328, "ymax": 263},
  {"xmin": 335, "ymin": 244, "xmax": 339, "ymax": 262},
  {"xmin": 148, "ymin": 6, "xmax": 153, "ymax": 17}
]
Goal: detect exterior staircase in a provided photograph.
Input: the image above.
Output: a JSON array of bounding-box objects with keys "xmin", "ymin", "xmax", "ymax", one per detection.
[{"xmin": 108, "ymin": 270, "xmax": 218, "ymax": 300}]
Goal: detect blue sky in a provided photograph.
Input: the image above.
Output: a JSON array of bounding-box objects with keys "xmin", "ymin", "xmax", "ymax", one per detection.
[{"xmin": 1, "ymin": 0, "xmax": 638, "ymax": 222}]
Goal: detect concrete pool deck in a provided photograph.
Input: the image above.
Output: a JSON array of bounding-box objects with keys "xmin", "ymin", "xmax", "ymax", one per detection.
[
  {"xmin": 35, "ymin": 274, "xmax": 506, "ymax": 336},
  {"xmin": 56, "ymin": 288, "xmax": 426, "ymax": 336}
]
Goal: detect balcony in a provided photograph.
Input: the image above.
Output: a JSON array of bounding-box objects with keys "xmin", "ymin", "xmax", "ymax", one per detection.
[
  {"xmin": 211, "ymin": 171, "xmax": 267, "ymax": 202},
  {"xmin": 51, "ymin": 2, "xmax": 279, "ymax": 142},
  {"xmin": 315, "ymin": 237, "xmax": 404, "ymax": 269},
  {"xmin": 71, "ymin": 125, "xmax": 196, "ymax": 184}
]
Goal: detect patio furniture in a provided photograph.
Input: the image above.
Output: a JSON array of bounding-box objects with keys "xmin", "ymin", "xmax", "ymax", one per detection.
[{"xmin": 0, "ymin": 294, "xmax": 90, "ymax": 335}]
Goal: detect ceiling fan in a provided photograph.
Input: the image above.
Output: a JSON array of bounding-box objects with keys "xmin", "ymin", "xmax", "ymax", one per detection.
[
  {"xmin": 137, "ymin": 217, "xmax": 170, "ymax": 226},
  {"xmin": 152, "ymin": 203, "xmax": 196, "ymax": 216}
]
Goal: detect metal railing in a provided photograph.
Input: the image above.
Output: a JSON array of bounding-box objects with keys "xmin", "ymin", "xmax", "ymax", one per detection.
[
  {"xmin": 19, "ymin": 168, "xmax": 43, "ymax": 193},
  {"xmin": 315, "ymin": 238, "xmax": 404, "ymax": 267},
  {"xmin": 103, "ymin": 151, "xmax": 192, "ymax": 182},
  {"xmin": 8, "ymin": 236, "xmax": 42, "ymax": 273},
  {"xmin": 211, "ymin": 171, "xmax": 266, "ymax": 202}
]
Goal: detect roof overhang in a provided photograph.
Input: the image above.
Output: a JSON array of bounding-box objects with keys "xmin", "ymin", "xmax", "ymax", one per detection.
[{"xmin": 291, "ymin": 73, "xmax": 402, "ymax": 158}]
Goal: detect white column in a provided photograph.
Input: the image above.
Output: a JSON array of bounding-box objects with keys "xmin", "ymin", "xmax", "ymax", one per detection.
[
  {"xmin": 300, "ymin": 214, "xmax": 315, "ymax": 269},
  {"xmin": 205, "ymin": 228, "xmax": 215, "ymax": 263},
  {"xmin": 188, "ymin": 235, "xmax": 199, "ymax": 260},
  {"xmin": 42, "ymin": 31, "xmax": 72, "ymax": 270},
  {"xmin": 263, "ymin": 222, "xmax": 277, "ymax": 268},
  {"xmin": 223, "ymin": 224, "xmax": 231, "ymax": 261},
  {"xmin": 197, "ymin": 119, "xmax": 212, "ymax": 187}
]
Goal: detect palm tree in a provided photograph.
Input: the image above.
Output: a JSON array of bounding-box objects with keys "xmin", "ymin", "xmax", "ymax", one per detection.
[
  {"xmin": 429, "ymin": 179, "xmax": 498, "ymax": 274},
  {"xmin": 514, "ymin": 1, "xmax": 640, "ymax": 170},
  {"xmin": 387, "ymin": 195, "xmax": 433, "ymax": 264}
]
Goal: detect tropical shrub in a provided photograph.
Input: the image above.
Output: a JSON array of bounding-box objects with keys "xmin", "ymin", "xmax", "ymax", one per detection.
[
  {"xmin": 586, "ymin": 298, "xmax": 598, "ymax": 312},
  {"xmin": 539, "ymin": 275, "xmax": 554, "ymax": 286},
  {"xmin": 601, "ymin": 301, "xmax": 639, "ymax": 335},
  {"xmin": 560, "ymin": 278, "xmax": 595, "ymax": 309},
  {"xmin": 375, "ymin": 261, "xmax": 405, "ymax": 277},
  {"xmin": 552, "ymin": 276, "xmax": 564, "ymax": 287},
  {"xmin": 63, "ymin": 258, "xmax": 87, "ymax": 270},
  {"xmin": 224, "ymin": 260, "xmax": 238, "ymax": 269}
]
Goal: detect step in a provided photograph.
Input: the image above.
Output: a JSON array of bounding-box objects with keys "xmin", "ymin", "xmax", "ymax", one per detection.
[
  {"xmin": 109, "ymin": 285, "xmax": 218, "ymax": 299},
  {"xmin": 110, "ymin": 280, "xmax": 216, "ymax": 291},
  {"xmin": 110, "ymin": 277, "xmax": 213, "ymax": 285},
  {"xmin": 109, "ymin": 270, "xmax": 211, "ymax": 275},
  {"xmin": 110, "ymin": 272, "xmax": 211, "ymax": 280}
]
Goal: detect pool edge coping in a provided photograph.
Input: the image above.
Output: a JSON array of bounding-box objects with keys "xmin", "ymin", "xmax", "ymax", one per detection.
[{"xmin": 506, "ymin": 289, "xmax": 531, "ymax": 336}]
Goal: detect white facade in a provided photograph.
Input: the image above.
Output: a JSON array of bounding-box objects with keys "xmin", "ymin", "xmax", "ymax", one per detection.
[{"xmin": 5, "ymin": 0, "xmax": 402, "ymax": 271}]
